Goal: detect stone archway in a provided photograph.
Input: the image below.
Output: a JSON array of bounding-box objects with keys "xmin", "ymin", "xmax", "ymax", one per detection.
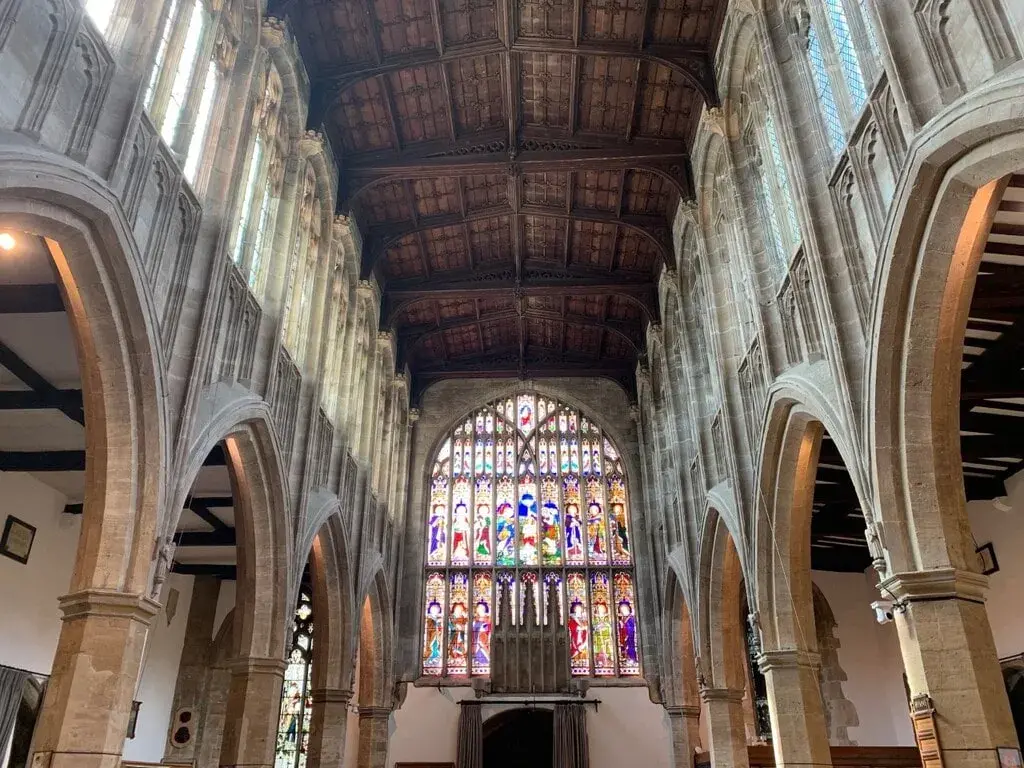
[
  {"xmin": 868, "ymin": 72, "xmax": 1024, "ymax": 768},
  {"xmin": 663, "ymin": 570, "xmax": 703, "ymax": 765},
  {"xmin": 355, "ymin": 565, "xmax": 394, "ymax": 768},
  {"xmin": 0, "ymin": 154, "xmax": 168, "ymax": 767}
]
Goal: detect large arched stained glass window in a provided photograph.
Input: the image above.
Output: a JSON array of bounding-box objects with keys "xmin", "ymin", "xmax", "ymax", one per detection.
[
  {"xmin": 275, "ymin": 583, "xmax": 314, "ymax": 768},
  {"xmin": 422, "ymin": 393, "xmax": 640, "ymax": 679}
]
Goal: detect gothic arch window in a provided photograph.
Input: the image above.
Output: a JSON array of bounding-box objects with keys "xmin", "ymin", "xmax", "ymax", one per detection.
[
  {"xmin": 232, "ymin": 65, "xmax": 288, "ymax": 295},
  {"xmin": 143, "ymin": 0, "xmax": 236, "ymax": 185},
  {"xmin": 422, "ymin": 394, "xmax": 640, "ymax": 679},
  {"xmin": 276, "ymin": 583, "xmax": 314, "ymax": 768},
  {"xmin": 822, "ymin": 0, "xmax": 868, "ymax": 112},
  {"xmin": 806, "ymin": 22, "xmax": 845, "ymax": 157}
]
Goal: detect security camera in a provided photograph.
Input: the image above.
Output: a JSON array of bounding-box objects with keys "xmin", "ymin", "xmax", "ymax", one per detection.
[{"xmin": 871, "ymin": 600, "xmax": 895, "ymax": 625}]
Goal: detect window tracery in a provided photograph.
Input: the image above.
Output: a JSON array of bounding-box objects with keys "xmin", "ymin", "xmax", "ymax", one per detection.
[{"xmin": 422, "ymin": 394, "xmax": 640, "ymax": 679}]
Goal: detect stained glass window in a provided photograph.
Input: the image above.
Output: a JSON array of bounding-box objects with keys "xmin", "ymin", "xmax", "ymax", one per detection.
[
  {"xmin": 276, "ymin": 584, "xmax": 314, "ymax": 768},
  {"xmin": 421, "ymin": 393, "xmax": 640, "ymax": 678},
  {"xmin": 824, "ymin": 0, "xmax": 868, "ymax": 113}
]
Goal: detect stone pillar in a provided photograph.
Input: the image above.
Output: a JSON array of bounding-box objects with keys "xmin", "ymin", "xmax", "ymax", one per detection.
[
  {"xmin": 306, "ymin": 688, "xmax": 353, "ymax": 768},
  {"xmin": 357, "ymin": 706, "xmax": 391, "ymax": 768},
  {"xmin": 882, "ymin": 570, "xmax": 1019, "ymax": 768},
  {"xmin": 666, "ymin": 705, "xmax": 701, "ymax": 768},
  {"xmin": 29, "ymin": 589, "xmax": 160, "ymax": 768},
  {"xmin": 700, "ymin": 688, "xmax": 749, "ymax": 768},
  {"xmin": 218, "ymin": 656, "xmax": 287, "ymax": 768},
  {"xmin": 758, "ymin": 649, "xmax": 832, "ymax": 768}
]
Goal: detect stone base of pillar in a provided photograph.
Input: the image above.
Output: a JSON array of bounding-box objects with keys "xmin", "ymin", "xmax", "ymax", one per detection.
[
  {"xmin": 307, "ymin": 688, "xmax": 354, "ymax": 767},
  {"xmin": 758, "ymin": 649, "xmax": 832, "ymax": 768},
  {"xmin": 701, "ymin": 688, "xmax": 749, "ymax": 768},
  {"xmin": 667, "ymin": 704, "xmax": 702, "ymax": 768},
  {"xmin": 357, "ymin": 706, "xmax": 391, "ymax": 768},
  {"xmin": 218, "ymin": 656, "xmax": 287, "ymax": 768}
]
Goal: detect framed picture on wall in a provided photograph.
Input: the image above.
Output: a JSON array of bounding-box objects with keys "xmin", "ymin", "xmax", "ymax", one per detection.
[
  {"xmin": 977, "ymin": 542, "xmax": 1000, "ymax": 575},
  {"xmin": 0, "ymin": 515, "xmax": 36, "ymax": 564},
  {"xmin": 998, "ymin": 747, "xmax": 1022, "ymax": 768}
]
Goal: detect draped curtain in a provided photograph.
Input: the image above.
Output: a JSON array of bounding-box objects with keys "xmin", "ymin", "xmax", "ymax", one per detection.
[
  {"xmin": 553, "ymin": 702, "xmax": 590, "ymax": 768},
  {"xmin": 0, "ymin": 666, "xmax": 28, "ymax": 758},
  {"xmin": 455, "ymin": 701, "xmax": 482, "ymax": 768}
]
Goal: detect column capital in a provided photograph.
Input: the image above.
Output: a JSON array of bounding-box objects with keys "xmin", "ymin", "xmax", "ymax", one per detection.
[
  {"xmin": 226, "ymin": 656, "xmax": 288, "ymax": 676},
  {"xmin": 757, "ymin": 648, "xmax": 820, "ymax": 673},
  {"xmin": 58, "ymin": 589, "xmax": 161, "ymax": 623},
  {"xmin": 665, "ymin": 704, "xmax": 702, "ymax": 719},
  {"xmin": 699, "ymin": 687, "xmax": 744, "ymax": 704},
  {"xmin": 310, "ymin": 688, "xmax": 354, "ymax": 705},
  {"xmin": 879, "ymin": 568, "xmax": 988, "ymax": 604},
  {"xmin": 358, "ymin": 706, "xmax": 392, "ymax": 720}
]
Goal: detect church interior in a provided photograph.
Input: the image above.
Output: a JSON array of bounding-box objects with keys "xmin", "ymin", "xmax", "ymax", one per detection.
[{"xmin": 1, "ymin": 1, "xmax": 1024, "ymax": 768}]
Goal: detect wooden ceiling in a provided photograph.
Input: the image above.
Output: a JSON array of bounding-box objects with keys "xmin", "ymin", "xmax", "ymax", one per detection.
[{"xmin": 272, "ymin": 0, "xmax": 726, "ymax": 398}]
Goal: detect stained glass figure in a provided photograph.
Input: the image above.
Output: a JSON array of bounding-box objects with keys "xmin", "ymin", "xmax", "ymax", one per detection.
[
  {"xmin": 472, "ymin": 573, "xmax": 493, "ymax": 675},
  {"xmin": 614, "ymin": 572, "xmax": 640, "ymax": 675},
  {"xmin": 422, "ymin": 394, "xmax": 639, "ymax": 679},
  {"xmin": 586, "ymin": 479, "xmax": 608, "ymax": 564},
  {"xmin": 447, "ymin": 573, "xmax": 470, "ymax": 675},
  {"xmin": 590, "ymin": 572, "xmax": 615, "ymax": 676},
  {"xmin": 567, "ymin": 572, "xmax": 591, "ymax": 675},
  {"xmin": 275, "ymin": 584, "xmax": 314, "ymax": 768},
  {"xmin": 422, "ymin": 573, "xmax": 445, "ymax": 675},
  {"xmin": 540, "ymin": 479, "xmax": 561, "ymax": 565}
]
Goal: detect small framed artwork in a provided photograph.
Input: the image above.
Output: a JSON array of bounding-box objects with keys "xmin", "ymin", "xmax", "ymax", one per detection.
[
  {"xmin": 977, "ymin": 542, "xmax": 1000, "ymax": 576},
  {"xmin": 0, "ymin": 515, "xmax": 36, "ymax": 565},
  {"xmin": 998, "ymin": 746, "xmax": 1022, "ymax": 768}
]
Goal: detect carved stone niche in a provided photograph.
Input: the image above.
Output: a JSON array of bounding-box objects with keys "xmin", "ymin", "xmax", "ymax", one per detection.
[{"xmin": 490, "ymin": 577, "xmax": 573, "ymax": 694}]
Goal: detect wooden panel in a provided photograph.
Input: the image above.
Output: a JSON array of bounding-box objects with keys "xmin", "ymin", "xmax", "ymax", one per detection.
[
  {"xmin": 388, "ymin": 66, "xmax": 450, "ymax": 145},
  {"xmin": 413, "ymin": 177, "xmax": 461, "ymax": 218},
  {"xmin": 463, "ymin": 173, "xmax": 509, "ymax": 211},
  {"xmin": 423, "ymin": 224, "xmax": 470, "ymax": 271},
  {"xmin": 468, "ymin": 215, "xmax": 513, "ymax": 264},
  {"xmin": 527, "ymin": 317, "xmax": 562, "ymax": 349},
  {"xmin": 437, "ymin": 298, "xmax": 477, "ymax": 319},
  {"xmin": 524, "ymin": 215, "xmax": 567, "ymax": 263},
  {"xmin": 567, "ymin": 295, "xmax": 606, "ymax": 318},
  {"xmin": 517, "ymin": 0, "xmax": 575, "ymax": 39},
  {"xmin": 637, "ymin": 63, "xmax": 697, "ymax": 140},
  {"xmin": 448, "ymin": 55, "xmax": 506, "ymax": 135},
  {"xmin": 307, "ymin": 2, "xmax": 374, "ymax": 65},
  {"xmin": 444, "ymin": 323, "xmax": 483, "ymax": 355},
  {"xmin": 384, "ymin": 235, "xmax": 427, "ymax": 278},
  {"xmin": 615, "ymin": 229, "xmax": 660, "ymax": 272},
  {"xmin": 480, "ymin": 318, "xmax": 518, "ymax": 350},
  {"xmin": 651, "ymin": 0, "xmax": 720, "ymax": 45},
  {"xmin": 359, "ymin": 180, "xmax": 415, "ymax": 224},
  {"xmin": 334, "ymin": 79, "xmax": 396, "ymax": 153},
  {"xmin": 574, "ymin": 169, "xmax": 622, "ymax": 212},
  {"xmin": 439, "ymin": 0, "xmax": 498, "ymax": 47},
  {"xmin": 578, "ymin": 57, "xmax": 638, "ymax": 136},
  {"xmin": 523, "ymin": 172, "xmax": 569, "ymax": 209},
  {"xmin": 372, "ymin": 0, "xmax": 436, "ymax": 57},
  {"xmin": 622, "ymin": 170, "xmax": 676, "ymax": 216},
  {"xmin": 570, "ymin": 221, "xmax": 617, "ymax": 268},
  {"xmin": 581, "ymin": 0, "xmax": 646, "ymax": 44},
  {"xmin": 520, "ymin": 53, "xmax": 573, "ymax": 129}
]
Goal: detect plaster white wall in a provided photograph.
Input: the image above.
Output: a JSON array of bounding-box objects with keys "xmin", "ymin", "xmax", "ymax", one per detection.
[
  {"xmin": 968, "ymin": 468, "xmax": 1024, "ymax": 660},
  {"xmin": 387, "ymin": 685, "xmax": 671, "ymax": 768},
  {"xmin": 812, "ymin": 570, "xmax": 914, "ymax": 746},
  {"xmin": 213, "ymin": 578, "xmax": 236, "ymax": 639},
  {"xmin": 344, "ymin": 654, "xmax": 363, "ymax": 768},
  {"xmin": 0, "ymin": 471, "xmax": 77, "ymax": 676},
  {"xmin": 121, "ymin": 571, "xmax": 195, "ymax": 762}
]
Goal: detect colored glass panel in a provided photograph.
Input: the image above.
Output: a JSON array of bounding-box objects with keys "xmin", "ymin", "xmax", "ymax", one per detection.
[
  {"xmin": 275, "ymin": 586, "xmax": 314, "ymax": 768},
  {"xmin": 563, "ymin": 474, "xmax": 585, "ymax": 565},
  {"xmin": 518, "ymin": 479, "xmax": 539, "ymax": 566},
  {"xmin": 567, "ymin": 572, "xmax": 590, "ymax": 675},
  {"xmin": 474, "ymin": 476, "xmax": 493, "ymax": 565},
  {"xmin": 608, "ymin": 476, "xmax": 631, "ymax": 565},
  {"xmin": 590, "ymin": 572, "xmax": 615, "ymax": 676},
  {"xmin": 471, "ymin": 573, "xmax": 493, "ymax": 675},
  {"xmin": 540, "ymin": 478, "xmax": 562, "ymax": 565},
  {"xmin": 427, "ymin": 473, "xmax": 448, "ymax": 566},
  {"xmin": 614, "ymin": 572, "xmax": 640, "ymax": 675},
  {"xmin": 450, "ymin": 477, "xmax": 472, "ymax": 566},
  {"xmin": 586, "ymin": 478, "xmax": 609, "ymax": 564},
  {"xmin": 517, "ymin": 393, "xmax": 536, "ymax": 434},
  {"xmin": 422, "ymin": 573, "xmax": 445, "ymax": 675},
  {"xmin": 447, "ymin": 573, "xmax": 470, "ymax": 675}
]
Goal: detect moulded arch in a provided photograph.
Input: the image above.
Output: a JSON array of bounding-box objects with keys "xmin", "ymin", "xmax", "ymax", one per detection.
[
  {"xmin": 356, "ymin": 561, "xmax": 395, "ymax": 708},
  {"xmin": 307, "ymin": 509, "xmax": 356, "ymax": 692},
  {"xmin": 0, "ymin": 149, "xmax": 167, "ymax": 595},
  {"xmin": 868, "ymin": 68, "xmax": 1024, "ymax": 573},
  {"xmin": 662, "ymin": 568, "xmax": 702, "ymax": 709},
  {"xmin": 171, "ymin": 384, "xmax": 293, "ymax": 660}
]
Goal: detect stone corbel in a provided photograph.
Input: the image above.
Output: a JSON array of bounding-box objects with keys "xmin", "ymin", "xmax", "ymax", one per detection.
[
  {"xmin": 878, "ymin": 568, "xmax": 988, "ymax": 606},
  {"xmin": 261, "ymin": 16, "xmax": 288, "ymax": 50},
  {"xmin": 756, "ymin": 647, "xmax": 821, "ymax": 674},
  {"xmin": 58, "ymin": 589, "xmax": 162, "ymax": 624},
  {"xmin": 299, "ymin": 129, "xmax": 326, "ymax": 158}
]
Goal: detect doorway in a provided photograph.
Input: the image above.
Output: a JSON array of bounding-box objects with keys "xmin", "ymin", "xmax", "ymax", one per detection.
[{"xmin": 482, "ymin": 708, "xmax": 553, "ymax": 768}]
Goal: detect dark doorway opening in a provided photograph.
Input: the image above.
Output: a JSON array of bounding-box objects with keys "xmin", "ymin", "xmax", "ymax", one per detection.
[{"xmin": 482, "ymin": 708, "xmax": 553, "ymax": 768}]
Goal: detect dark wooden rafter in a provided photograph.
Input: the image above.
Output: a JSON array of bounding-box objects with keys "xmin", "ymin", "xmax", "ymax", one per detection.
[{"xmin": 0, "ymin": 341, "xmax": 84, "ymax": 426}]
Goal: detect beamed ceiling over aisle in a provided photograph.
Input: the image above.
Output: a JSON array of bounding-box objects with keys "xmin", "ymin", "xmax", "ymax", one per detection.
[{"xmin": 271, "ymin": 0, "xmax": 726, "ymax": 399}]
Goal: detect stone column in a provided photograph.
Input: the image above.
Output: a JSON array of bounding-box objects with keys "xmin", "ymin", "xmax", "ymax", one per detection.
[
  {"xmin": 666, "ymin": 705, "xmax": 701, "ymax": 768},
  {"xmin": 700, "ymin": 688, "xmax": 748, "ymax": 768},
  {"xmin": 218, "ymin": 656, "xmax": 287, "ymax": 768},
  {"xmin": 357, "ymin": 706, "xmax": 391, "ymax": 768},
  {"xmin": 758, "ymin": 649, "xmax": 832, "ymax": 768},
  {"xmin": 29, "ymin": 589, "xmax": 160, "ymax": 768},
  {"xmin": 882, "ymin": 570, "xmax": 1019, "ymax": 768},
  {"xmin": 306, "ymin": 688, "xmax": 353, "ymax": 768}
]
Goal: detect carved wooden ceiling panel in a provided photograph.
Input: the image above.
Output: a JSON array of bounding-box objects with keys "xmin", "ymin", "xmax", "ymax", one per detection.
[{"xmin": 275, "ymin": 0, "xmax": 726, "ymax": 399}]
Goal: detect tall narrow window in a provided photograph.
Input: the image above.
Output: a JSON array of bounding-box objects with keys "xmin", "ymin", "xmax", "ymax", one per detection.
[
  {"xmin": 183, "ymin": 60, "xmax": 219, "ymax": 183},
  {"xmin": 232, "ymin": 136, "xmax": 263, "ymax": 265},
  {"xmin": 764, "ymin": 112, "xmax": 800, "ymax": 246},
  {"xmin": 143, "ymin": 0, "xmax": 180, "ymax": 111},
  {"xmin": 276, "ymin": 584, "xmax": 314, "ymax": 768},
  {"xmin": 824, "ymin": 0, "xmax": 867, "ymax": 112},
  {"xmin": 422, "ymin": 394, "xmax": 640, "ymax": 679},
  {"xmin": 807, "ymin": 25, "xmax": 845, "ymax": 156},
  {"xmin": 84, "ymin": 0, "xmax": 116, "ymax": 35},
  {"xmin": 160, "ymin": 0, "xmax": 206, "ymax": 146}
]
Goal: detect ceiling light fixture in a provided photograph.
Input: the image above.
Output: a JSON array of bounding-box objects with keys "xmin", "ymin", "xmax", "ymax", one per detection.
[{"xmin": 0, "ymin": 232, "xmax": 15, "ymax": 251}]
